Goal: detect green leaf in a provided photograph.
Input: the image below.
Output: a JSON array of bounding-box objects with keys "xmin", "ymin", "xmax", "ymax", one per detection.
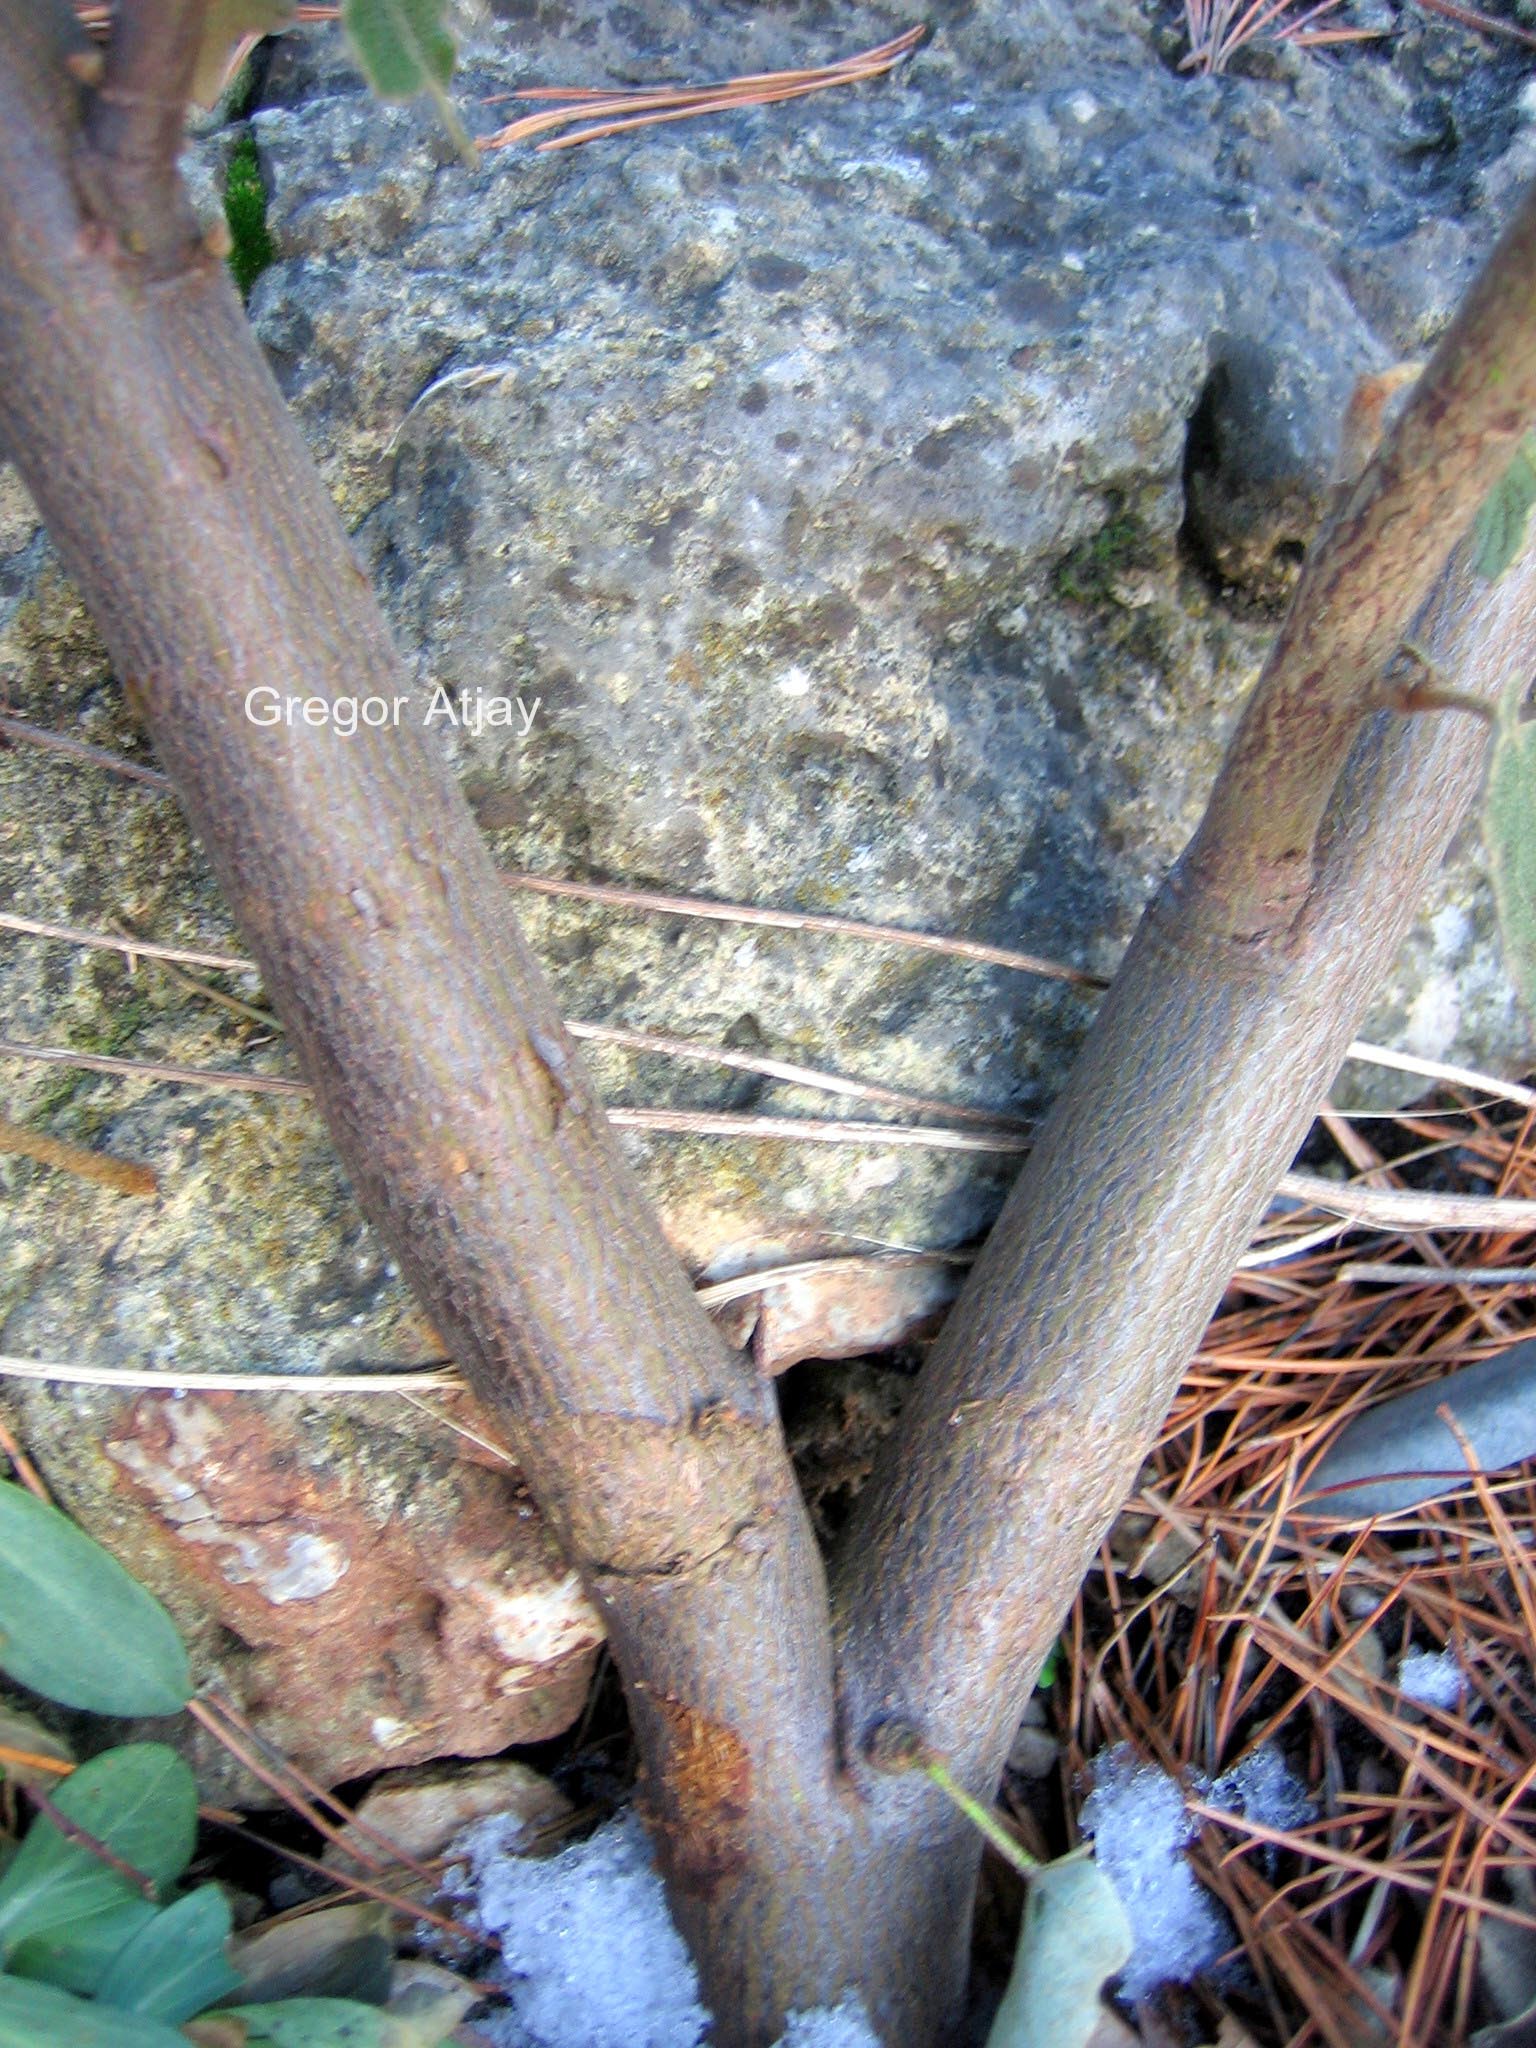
[
  {"xmin": 192, "ymin": 0, "xmax": 296, "ymax": 106},
  {"xmin": 0, "ymin": 1971, "xmax": 189, "ymax": 2048},
  {"xmin": 220, "ymin": 2001, "xmax": 390, "ymax": 2048},
  {"xmin": 984, "ymin": 1853, "xmax": 1133, "ymax": 2048},
  {"xmin": 0, "ymin": 1743, "xmax": 197, "ymax": 1959},
  {"xmin": 340, "ymin": 0, "xmax": 476, "ymax": 165},
  {"xmin": 340, "ymin": 0, "xmax": 452, "ymax": 98},
  {"xmin": 6, "ymin": 1896, "xmax": 158, "ymax": 1994},
  {"xmin": 1485, "ymin": 693, "xmax": 1536, "ymax": 1016},
  {"xmin": 0, "ymin": 1479, "xmax": 190, "ymax": 1716},
  {"xmin": 96, "ymin": 1886, "xmax": 244, "ymax": 2023},
  {"xmin": 219, "ymin": 1996, "xmax": 464, "ymax": 2047},
  {"xmin": 1473, "ymin": 438, "xmax": 1536, "ymax": 582}
]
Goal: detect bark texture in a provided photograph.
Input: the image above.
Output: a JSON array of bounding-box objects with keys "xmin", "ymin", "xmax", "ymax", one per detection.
[
  {"xmin": 831, "ymin": 179, "xmax": 1536, "ymax": 1937},
  {"xmin": 0, "ymin": 6, "xmax": 866, "ymax": 2037},
  {"xmin": 2, "ymin": 3, "xmax": 1534, "ymax": 2040},
  {"xmin": 1182, "ymin": 184, "xmax": 1536, "ymax": 936}
]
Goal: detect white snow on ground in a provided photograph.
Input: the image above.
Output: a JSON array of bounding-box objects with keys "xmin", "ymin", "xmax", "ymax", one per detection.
[
  {"xmin": 1397, "ymin": 1648, "xmax": 1466, "ymax": 1711},
  {"xmin": 1210, "ymin": 1744, "xmax": 1315, "ymax": 1832},
  {"xmin": 1079, "ymin": 1748, "xmax": 1231, "ymax": 2004},
  {"xmin": 448, "ymin": 1746, "xmax": 1313, "ymax": 2037},
  {"xmin": 1080, "ymin": 1743, "xmax": 1313, "ymax": 2005},
  {"xmin": 453, "ymin": 1809, "xmax": 708, "ymax": 2048},
  {"xmin": 447, "ymin": 1808, "xmax": 880, "ymax": 2048},
  {"xmin": 773, "ymin": 2001, "xmax": 883, "ymax": 2046}
]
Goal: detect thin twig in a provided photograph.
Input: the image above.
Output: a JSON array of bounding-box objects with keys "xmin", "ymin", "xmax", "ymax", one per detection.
[
  {"xmin": 481, "ymin": 27, "xmax": 927, "ymax": 153},
  {"xmin": 1274, "ymin": 1173, "xmax": 1536, "ymax": 1231},
  {"xmin": 5, "ymin": 1034, "xmax": 1535, "ymax": 1230},
  {"xmin": 1414, "ymin": 0, "xmax": 1536, "ymax": 48},
  {"xmin": 187, "ymin": 1696, "xmax": 403, "ymax": 1881},
  {"xmin": 0, "ymin": 1040, "xmax": 310, "ymax": 1095},
  {"xmin": 2, "ymin": 806, "xmax": 1528, "ymax": 1108},
  {"xmin": 0, "ymin": 1412, "xmax": 53, "ymax": 1501},
  {"xmin": 0, "ymin": 910, "xmax": 252, "ymax": 973},
  {"xmin": 507, "ymin": 870, "xmax": 1106, "ymax": 989},
  {"xmin": 0, "ymin": 1353, "xmax": 460, "ymax": 1395},
  {"xmin": 0, "ymin": 916, "xmax": 1024, "ymax": 1124},
  {"xmin": 694, "ymin": 1248, "xmax": 968, "ymax": 1310},
  {"xmin": 400, "ymin": 1388, "xmax": 518, "ymax": 1464},
  {"xmin": 569, "ymin": 1017, "xmax": 1026, "ymax": 1129},
  {"xmin": 110, "ymin": 917, "xmax": 278, "ymax": 1030},
  {"xmin": 0, "ymin": 711, "xmax": 171, "ymax": 790},
  {"xmin": 1341, "ymin": 1262, "xmax": 1536, "ymax": 1288},
  {"xmin": 198, "ymin": 1810, "xmax": 494, "ymax": 1949},
  {"xmin": 606, "ymin": 1104, "xmax": 1029, "ymax": 1152},
  {"xmin": 0, "ymin": 1112, "xmax": 156, "ymax": 1196},
  {"xmin": 1338, "ymin": 1044, "xmax": 1536, "ymax": 1111},
  {"xmin": 196, "ymin": 1689, "xmax": 446, "ymax": 1888},
  {"xmin": 26, "ymin": 1782, "xmax": 158, "ymax": 1899},
  {"xmin": 0, "ymin": 1742, "xmax": 72, "ymax": 1779}
]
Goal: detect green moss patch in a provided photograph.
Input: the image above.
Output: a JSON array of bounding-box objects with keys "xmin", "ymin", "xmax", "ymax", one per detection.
[
  {"xmin": 1054, "ymin": 498, "xmax": 1156, "ymax": 608},
  {"xmin": 224, "ymin": 131, "xmax": 274, "ymax": 300}
]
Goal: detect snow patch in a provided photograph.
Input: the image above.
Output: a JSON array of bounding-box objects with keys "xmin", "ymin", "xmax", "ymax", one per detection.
[
  {"xmin": 1081, "ymin": 1743, "xmax": 1313, "ymax": 2004},
  {"xmin": 1210, "ymin": 1745, "xmax": 1314, "ymax": 1832},
  {"xmin": 451, "ymin": 1810, "xmax": 707, "ymax": 2048},
  {"xmin": 1397, "ymin": 1648, "xmax": 1465, "ymax": 1711},
  {"xmin": 774, "ymin": 2000, "xmax": 881, "ymax": 2046},
  {"xmin": 1080, "ymin": 1749, "xmax": 1230, "ymax": 2003},
  {"xmin": 448, "ymin": 1808, "xmax": 878, "ymax": 2048}
]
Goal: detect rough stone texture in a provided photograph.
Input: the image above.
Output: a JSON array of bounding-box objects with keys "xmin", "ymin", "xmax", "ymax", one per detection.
[
  {"xmin": 26, "ymin": 1384, "xmax": 602, "ymax": 1794},
  {"xmin": 322, "ymin": 1757, "xmax": 573, "ymax": 1870},
  {"xmin": 2, "ymin": 0, "xmax": 1534, "ymax": 1781}
]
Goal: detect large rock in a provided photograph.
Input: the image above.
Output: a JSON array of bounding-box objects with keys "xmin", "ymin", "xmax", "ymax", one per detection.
[{"xmin": 1, "ymin": 0, "xmax": 1532, "ymax": 1783}]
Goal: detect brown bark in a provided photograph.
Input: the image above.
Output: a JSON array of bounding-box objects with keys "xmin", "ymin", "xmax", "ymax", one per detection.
[
  {"xmin": 831, "ymin": 186, "xmax": 1536, "ymax": 1958},
  {"xmin": 1180, "ymin": 185, "xmax": 1536, "ymax": 939},
  {"xmin": 1, "ymin": 2, "xmax": 1534, "ymax": 2040},
  {"xmin": 835, "ymin": 544, "xmax": 1535, "ymax": 1773},
  {"xmin": 0, "ymin": 6, "xmax": 864, "ymax": 2038}
]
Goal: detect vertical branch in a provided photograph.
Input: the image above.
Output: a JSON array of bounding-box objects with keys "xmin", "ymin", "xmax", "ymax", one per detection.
[
  {"xmin": 833, "ymin": 172, "xmax": 1536, "ymax": 1894},
  {"xmin": 1182, "ymin": 175, "xmax": 1536, "ymax": 940},
  {"xmin": 833, "ymin": 532, "xmax": 1536, "ymax": 1845},
  {"xmin": 79, "ymin": 0, "xmax": 206, "ymax": 268},
  {"xmin": 0, "ymin": 9, "xmax": 878, "ymax": 2040}
]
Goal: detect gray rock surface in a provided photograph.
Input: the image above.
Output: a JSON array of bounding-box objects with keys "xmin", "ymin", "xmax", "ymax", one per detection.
[
  {"xmin": 1, "ymin": 0, "xmax": 1534, "ymax": 1781},
  {"xmin": 1296, "ymin": 1334, "xmax": 1536, "ymax": 1520}
]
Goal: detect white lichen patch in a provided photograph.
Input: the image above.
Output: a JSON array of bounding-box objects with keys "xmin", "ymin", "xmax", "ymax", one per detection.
[
  {"xmin": 105, "ymin": 1399, "xmax": 348, "ymax": 1603},
  {"xmin": 476, "ymin": 1569, "xmax": 605, "ymax": 1683}
]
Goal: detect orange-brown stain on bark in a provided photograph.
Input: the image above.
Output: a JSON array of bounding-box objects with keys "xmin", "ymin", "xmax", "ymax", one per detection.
[{"xmin": 652, "ymin": 1693, "xmax": 752, "ymax": 1895}]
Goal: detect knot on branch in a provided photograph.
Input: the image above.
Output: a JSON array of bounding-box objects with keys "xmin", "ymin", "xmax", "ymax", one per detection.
[{"xmin": 862, "ymin": 1715, "xmax": 933, "ymax": 1775}]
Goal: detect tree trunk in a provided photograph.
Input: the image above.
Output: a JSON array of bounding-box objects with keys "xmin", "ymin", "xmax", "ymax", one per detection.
[
  {"xmin": 0, "ymin": 6, "xmax": 865, "ymax": 2037},
  {"xmin": 2, "ymin": 3, "xmax": 1534, "ymax": 2041}
]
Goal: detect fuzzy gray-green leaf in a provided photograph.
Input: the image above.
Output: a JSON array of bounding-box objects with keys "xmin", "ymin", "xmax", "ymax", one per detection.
[
  {"xmin": 6, "ymin": 1896, "xmax": 158, "ymax": 1995},
  {"xmin": 341, "ymin": 0, "xmax": 455, "ymax": 99},
  {"xmin": 0, "ymin": 1477, "xmax": 190, "ymax": 1715},
  {"xmin": 218, "ymin": 1995, "xmax": 464, "ymax": 2046},
  {"xmin": 1473, "ymin": 438, "xmax": 1536, "ymax": 582},
  {"xmin": 0, "ymin": 1744, "xmax": 197, "ymax": 1959},
  {"xmin": 95, "ymin": 1885, "xmax": 244, "ymax": 2023},
  {"xmin": 339, "ymin": 0, "xmax": 476, "ymax": 164},
  {"xmin": 0, "ymin": 1972, "xmax": 189, "ymax": 2048},
  {"xmin": 1485, "ymin": 702, "xmax": 1536, "ymax": 1015},
  {"xmin": 985, "ymin": 1853, "xmax": 1133, "ymax": 2048}
]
